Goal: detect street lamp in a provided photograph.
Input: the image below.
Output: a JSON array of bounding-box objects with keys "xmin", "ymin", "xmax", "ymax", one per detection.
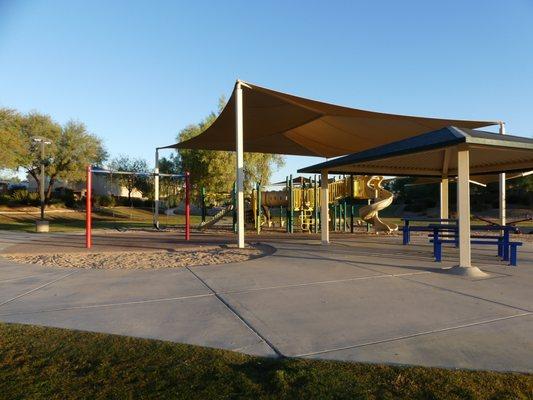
[{"xmin": 32, "ymin": 137, "xmax": 52, "ymax": 221}]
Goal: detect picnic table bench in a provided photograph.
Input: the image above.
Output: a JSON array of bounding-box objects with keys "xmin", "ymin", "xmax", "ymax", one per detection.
[
  {"xmin": 402, "ymin": 217, "xmax": 457, "ymax": 245},
  {"xmin": 428, "ymin": 224, "xmax": 522, "ymax": 266}
]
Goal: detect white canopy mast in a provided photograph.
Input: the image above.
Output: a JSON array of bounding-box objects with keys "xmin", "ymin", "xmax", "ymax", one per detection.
[{"xmin": 235, "ymin": 80, "xmax": 249, "ymax": 248}]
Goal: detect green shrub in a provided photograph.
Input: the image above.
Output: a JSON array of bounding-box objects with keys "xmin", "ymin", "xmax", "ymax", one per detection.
[
  {"xmin": 164, "ymin": 194, "xmax": 181, "ymax": 209},
  {"xmin": 114, "ymin": 196, "xmax": 151, "ymax": 208},
  {"xmin": 10, "ymin": 189, "xmax": 30, "ymax": 202},
  {"xmin": 61, "ymin": 189, "xmax": 76, "ymax": 208},
  {"xmin": 94, "ymin": 194, "xmax": 115, "ymax": 207},
  {"xmin": 143, "ymin": 199, "xmax": 154, "ymax": 208},
  {"xmin": 27, "ymin": 192, "xmax": 40, "ymax": 206},
  {"xmin": 7, "ymin": 189, "xmax": 40, "ymax": 206},
  {"xmin": 130, "ymin": 197, "xmax": 145, "ymax": 208}
]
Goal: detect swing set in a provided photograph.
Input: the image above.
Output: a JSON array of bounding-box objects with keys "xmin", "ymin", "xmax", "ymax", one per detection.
[{"xmin": 85, "ymin": 165, "xmax": 190, "ymax": 248}]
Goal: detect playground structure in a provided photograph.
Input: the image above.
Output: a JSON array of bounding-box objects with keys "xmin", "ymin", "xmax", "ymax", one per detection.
[
  {"xmin": 195, "ymin": 174, "xmax": 398, "ymax": 234},
  {"xmin": 358, "ymin": 176, "xmax": 398, "ymax": 232},
  {"xmin": 249, "ymin": 174, "xmax": 398, "ymax": 234}
]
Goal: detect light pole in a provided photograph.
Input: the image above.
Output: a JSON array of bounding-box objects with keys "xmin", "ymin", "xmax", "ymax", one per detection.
[{"xmin": 32, "ymin": 137, "xmax": 52, "ymax": 221}]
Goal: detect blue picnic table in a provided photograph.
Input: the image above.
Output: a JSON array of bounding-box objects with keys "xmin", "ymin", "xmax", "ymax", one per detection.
[
  {"xmin": 402, "ymin": 217, "xmax": 457, "ymax": 245},
  {"xmin": 428, "ymin": 224, "xmax": 521, "ymax": 266}
]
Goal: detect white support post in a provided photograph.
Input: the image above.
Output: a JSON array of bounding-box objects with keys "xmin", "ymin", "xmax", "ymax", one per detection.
[
  {"xmin": 451, "ymin": 147, "xmax": 487, "ymax": 277},
  {"xmin": 235, "ymin": 82, "xmax": 245, "ymax": 248},
  {"xmin": 320, "ymin": 169, "xmax": 329, "ymax": 244},
  {"xmin": 439, "ymin": 178, "xmax": 449, "ymax": 220},
  {"xmin": 153, "ymin": 148, "xmax": 160, "ymax": 229},
  {"xmin": 498, "ymin": 122, "xmax": 506, "ymax": 227},
  {"xmin": 457, "ymin": 148, "xmax": 471, "ymax": 268},
  {"xmin": 440, "ymin": 148, "xmax": 450, "ymax": 221}
]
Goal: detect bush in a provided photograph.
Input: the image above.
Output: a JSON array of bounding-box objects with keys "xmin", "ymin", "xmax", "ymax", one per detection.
[
  {"xmin": 27, "ymin": 192, "xmax": 40, "ymax": 206},
  {"xmin": 94, "ymin": 195, "xmax": 115, "ymax": 207},
  {"xmin": 164, "ymin": 195, "xmax": 181, "ymax": 209},
  {"xmin": 10, "ymin": 189, "xmax": 30, "ymax": 202},
  {"xmin": 130, "ymin": 197, "xmax": 145, "ymax": 208},
  {"xmin": 143, "ymin": 199, "xmax": 154, "ymax": 208},
  {"xmin": 60, "ymin": 189, "xmax": 76, "ymax": 208},
  {"xmin": 7, "ymin": 189, "xmax": 40, "ymax": 206}
]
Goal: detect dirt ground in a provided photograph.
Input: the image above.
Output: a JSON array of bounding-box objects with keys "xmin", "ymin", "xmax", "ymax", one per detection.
[
  {"xmin": 0, "ymin": 230, "xmax": 277, "ymax": 269},
  {"xmin": 1, "ymin": 226, "xmax": 530, "ymax": 270},
  {"xmin": 4, "ymin": 245, "xmax": 264, "ymax": 269}
]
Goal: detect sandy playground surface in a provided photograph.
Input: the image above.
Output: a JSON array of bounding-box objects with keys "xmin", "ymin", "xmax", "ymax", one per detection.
[{"xmin": 4, "ymin": 245, "xmax": 266, "ymax": 270}]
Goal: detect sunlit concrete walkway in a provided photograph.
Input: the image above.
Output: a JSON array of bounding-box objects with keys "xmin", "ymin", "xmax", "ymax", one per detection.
[{"xmin": 0, "ymin": 230, "xmax": 531, "ymax": 372}]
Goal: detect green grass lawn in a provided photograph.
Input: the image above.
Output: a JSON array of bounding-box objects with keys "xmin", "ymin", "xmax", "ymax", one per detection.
[
  {"xmin": 0, "ymin": 207, "xmax": 202, "ymax": 232},
  {"xmin": 0, "ymin": 323, "xmax": 531, "ymax": 399},
  {"xmin": 0, "ymin": 206, "xmax": 531, "ymax": 234}
]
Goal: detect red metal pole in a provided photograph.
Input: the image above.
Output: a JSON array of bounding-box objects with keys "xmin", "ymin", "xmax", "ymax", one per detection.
[
  {"xmin": 86, "ymin": 165, "xmax": 92, "ymax": 249},
  {"xmin": 185, "ymin": 171, "xmax": 190, "ymax": 241}
]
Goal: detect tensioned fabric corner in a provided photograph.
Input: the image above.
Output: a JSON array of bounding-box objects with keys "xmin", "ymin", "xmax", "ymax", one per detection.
[{"xmin": 166, "ymin": 81, "xmax": 498, "ymax": 157}]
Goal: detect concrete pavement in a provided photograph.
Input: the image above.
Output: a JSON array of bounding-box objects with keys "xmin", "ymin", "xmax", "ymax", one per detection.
[{"xmin": 0, "ymin": 230, "xmax": 531, "ymax": 372}]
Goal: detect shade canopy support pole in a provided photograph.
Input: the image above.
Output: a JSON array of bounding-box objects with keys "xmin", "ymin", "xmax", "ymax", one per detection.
[
  {"xmin": 235, "ymin": 81, "xmax": 245, "ymax": 248},
  {"xmin": 447, "ymin": 146, "xmax": 487, "ymax": 277},
  {"xmin": 498, "ymin": 122, "xmax": 506, "ymax": 227},
  {"xmin": 320, "ymin": 170, "xmax": 329, "ymax": 244}
]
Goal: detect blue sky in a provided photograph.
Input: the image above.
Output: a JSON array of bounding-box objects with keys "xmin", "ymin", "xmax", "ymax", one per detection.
[{"xmin": 1, "ymin": 0, "xmax": 532, "ymax": 183}]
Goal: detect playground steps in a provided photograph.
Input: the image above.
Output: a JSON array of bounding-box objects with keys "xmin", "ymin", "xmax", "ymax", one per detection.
[{"xmin": 197, "ymin": 204, "xmax": 234, "ymax": 230}]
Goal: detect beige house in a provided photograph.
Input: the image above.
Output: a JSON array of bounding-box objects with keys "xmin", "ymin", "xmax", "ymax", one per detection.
[{"xmin": 26, "ymin": 174, "xmax": 144, "ymax": 198}]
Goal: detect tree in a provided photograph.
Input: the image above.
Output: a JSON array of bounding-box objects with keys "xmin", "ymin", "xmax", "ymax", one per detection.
[
  {"xmin": 108, "ymin": 156, "xmax": 149, "ymax": 201},
  {"xmin": 176, "ymin": 97, "xmax": 284, "ymax": 198},
  {"xmin": 158, "ymin": 154, "xmax": 182, "ymax": 198},
  {"xmin": 2, "ymin": 111, "xmax": 107, "ymax": 208},
  {"xmin": 0, "ymin": 108, "xmax": 26, "ymax": 170},
  {"xmin": 20, "ymin": 113, "xmax": 107, "ymax": 204},
  {"xmin": 45, "ymin": 120, "xmax": 107, "ymax": 200},
  {"xmin": 15, "ymin": 113, "xmax": 62, "ymax": 202},
  {"xmin": 243, "ymin": 153, "xmax": 284, "ymax": 192}
]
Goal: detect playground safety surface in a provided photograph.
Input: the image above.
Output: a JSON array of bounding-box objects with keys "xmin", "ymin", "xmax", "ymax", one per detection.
[{"xmin": 0, "ymin": 230, "xmax": 531, "ymax": 372}]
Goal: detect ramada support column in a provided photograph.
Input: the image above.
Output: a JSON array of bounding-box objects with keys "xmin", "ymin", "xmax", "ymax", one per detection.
[
  {"xmin": 450, "ymin": 146, "xmax": 487, "ymax": 277},
  {"xmin": 498, "ymin": 122, "xmax": 506, "ymax": 227},
  {"xmin": 439, "ymin": 178, "xmax": 449, "ymax": 220},
  {"xmin": 320, "ymin": 169, "xmax": 329, "ymax": 244},
  {"xmin": 440, "ymin": 148, "xmax": 450, "ymax": 220},
  {"xmin": 457, "ymin": 148, "xmax": 471, "ymax": 268},
  {"xmin": 235, "ymin": 81, "xmax": 245, "ymax": 248}
]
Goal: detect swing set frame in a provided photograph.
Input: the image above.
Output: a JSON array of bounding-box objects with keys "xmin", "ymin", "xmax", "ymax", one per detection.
[{"xmin": 85, "ymin": 165, "xmax": 190, "ymax": 248}]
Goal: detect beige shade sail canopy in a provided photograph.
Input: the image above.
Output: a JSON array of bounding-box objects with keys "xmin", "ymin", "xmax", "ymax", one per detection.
[{"xmin": 167, "ymin": 81, "xmax": 498, "ymax": 157}]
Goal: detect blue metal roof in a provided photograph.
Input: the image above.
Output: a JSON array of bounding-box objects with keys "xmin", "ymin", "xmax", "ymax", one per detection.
[{"xmin": 298, "ymin": 127, "xmax": 533, "ymax": 175}]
